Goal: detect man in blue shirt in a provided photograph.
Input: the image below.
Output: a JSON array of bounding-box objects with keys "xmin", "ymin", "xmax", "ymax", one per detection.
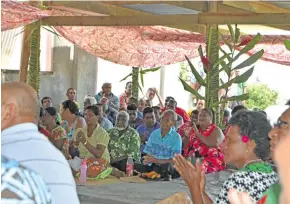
[
  {"xmin": 95, "ymin": 83, "xmax": 120, "ymax": 111},
  {"xmin": 135, "ymin": 110, "xmax": 182, "ymax": 181},
  {"xmin": 136, "ymin": 107, "xmax": 160, "ymax": 155}
]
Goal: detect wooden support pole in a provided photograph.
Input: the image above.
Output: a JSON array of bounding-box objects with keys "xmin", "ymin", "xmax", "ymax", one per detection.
[
  {"xmin": 19, "ymin": 29, "xmax": 31, "ymax": 82},
  {"xmin": 43, "ymin": 13, "xmax": 290, "ymax": 26}
]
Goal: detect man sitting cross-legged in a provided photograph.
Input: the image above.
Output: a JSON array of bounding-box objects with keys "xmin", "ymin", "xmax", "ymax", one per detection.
[
  {"xmin": 108, "ymin": 111, "xmax": 141, "ymax": 173},
  {"xmin": 135, "ymin": 110, "xmax": 182, "ymax": 181}
]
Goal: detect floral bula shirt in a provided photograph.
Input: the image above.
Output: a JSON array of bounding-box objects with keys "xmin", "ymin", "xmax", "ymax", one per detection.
[
  {"xmin": 108, "ymin": 127, "xmax": 141, "ymax": 162},
  {"xmin": 214, "ymin": 170, "xmax": 278, "ymax": 204}
]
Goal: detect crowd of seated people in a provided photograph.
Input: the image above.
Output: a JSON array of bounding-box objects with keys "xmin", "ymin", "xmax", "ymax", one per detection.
[{"xmin": 2, "ymin": 81, "xmax": 290, "ymax": 204}]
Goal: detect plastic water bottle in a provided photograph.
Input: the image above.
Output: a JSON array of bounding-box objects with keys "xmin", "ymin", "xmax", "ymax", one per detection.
[
  {"xmin": 79, "ymin": 159, "xmax": 87, "ymax": 185},
  {"xmin": 126, "ymin": 156, "xmax": 134, "ymax": 177}
]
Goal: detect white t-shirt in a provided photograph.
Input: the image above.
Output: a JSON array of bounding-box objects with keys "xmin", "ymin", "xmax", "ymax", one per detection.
[{"xmin": 1, "ymin": 123, "xmax": 80, "ymax": 204}]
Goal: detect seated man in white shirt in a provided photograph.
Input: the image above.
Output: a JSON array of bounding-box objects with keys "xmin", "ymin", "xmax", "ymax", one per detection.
[{"xmin": 1, "ymin": 82, "xmax": 79, "ymax": 204}]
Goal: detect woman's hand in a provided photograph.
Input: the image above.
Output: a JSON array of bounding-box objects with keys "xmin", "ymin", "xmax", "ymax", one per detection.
[
  {"xmin": 76, "ymin": 130, "xmax": 87, "ymax": 144},
  {"xmin": 228, "ymin": 189, "xmax": 254, "ymax": 204},
  {"xmin": 174, "ymin": 154, "xmax": 205, "ymax": 191}
]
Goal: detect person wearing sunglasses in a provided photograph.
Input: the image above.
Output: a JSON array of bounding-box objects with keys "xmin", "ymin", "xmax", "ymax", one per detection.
[
  {"xmin": 174, "ymin": 110, "xmax": 278, "ymax": 204},
  {"xmin": 228, "ymin": 107, "xmax": 290, "ymax": 204}
]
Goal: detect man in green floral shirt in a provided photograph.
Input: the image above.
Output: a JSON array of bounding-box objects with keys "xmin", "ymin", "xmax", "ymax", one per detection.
[{"xmin": 108, "ymin": 111, "xmax": 141, "ymax": 173}]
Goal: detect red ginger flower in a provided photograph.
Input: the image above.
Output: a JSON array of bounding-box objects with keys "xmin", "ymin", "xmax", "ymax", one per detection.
[
  {"xmin": 201, "ymin": 56, "xmax": 210, "ymax": 71},
  {"xmin": 237, "ymin": 37, "xmax": 253, "ymax": 47}
]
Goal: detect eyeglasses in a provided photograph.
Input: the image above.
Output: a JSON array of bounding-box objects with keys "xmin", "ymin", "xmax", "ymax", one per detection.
[{"xmin": 274, "ymin": 118, "xmax": 288, "ymax": 128}]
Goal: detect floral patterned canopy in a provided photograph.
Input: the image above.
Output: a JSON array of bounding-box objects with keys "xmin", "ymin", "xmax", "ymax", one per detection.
[{"xmin": 2, "ymin": 0, "xmax": 290, "ymax": 67}]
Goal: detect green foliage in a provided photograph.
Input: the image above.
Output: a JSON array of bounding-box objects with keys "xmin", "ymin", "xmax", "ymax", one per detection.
[
  {"xmin": 27, "ymin": 23, "xmax": 41, "ymax": 96},
  {"xmin": 180, "ymin": 24, "xmax": 264, "ymax": 126},
  {"xmin": 246, "ymin": 84, "xmax": 278, "ymax": 110},
  {"xmin": 284, "ymin": 40, "xmax": 290, "ymax": 51},
  {"xmin": 120, "ymin": 67, "xmax": 161, "ymax": 98},
  {"xmin": 179, "ymin": 62, "xmax": 189, "ymax": 81}
]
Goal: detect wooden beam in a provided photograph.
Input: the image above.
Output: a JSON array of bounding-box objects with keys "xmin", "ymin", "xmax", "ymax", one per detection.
[
  {"xmin": 43, "ymin": 13, "xmax": 290, "ymax": 26},
  {"xmin": 222, "ymin": 1, "xmax": 290, "ymax": 14},
  {"xmin": 199, "ymin": 13, "xmax": 290, "ymax": 25}
]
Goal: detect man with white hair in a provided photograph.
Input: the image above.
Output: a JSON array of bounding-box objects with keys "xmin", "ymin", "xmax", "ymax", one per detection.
[
  {"xmin": 107, "ymin": 111, "xmax": 141, "ymax": 173},
  {"xmin": 135, "ymin": 110, "xmax": 182, "ymax": 181},
  {"xmin": 1, "ymin": 82, "xmax": 79, "ymax": 204}
]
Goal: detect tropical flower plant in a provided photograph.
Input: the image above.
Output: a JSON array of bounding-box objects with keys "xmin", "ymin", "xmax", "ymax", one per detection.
[{"xmin": 179, "ymin": 24, "xmax": 264, "ymax": 127}]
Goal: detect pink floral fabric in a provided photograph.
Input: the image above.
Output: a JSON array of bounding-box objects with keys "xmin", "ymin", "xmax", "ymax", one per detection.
[{"xmin": 2, "ymin": 0, "xmax": 290, "ymax": 67}]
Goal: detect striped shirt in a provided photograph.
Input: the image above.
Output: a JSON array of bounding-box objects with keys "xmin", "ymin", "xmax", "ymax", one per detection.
[{"xmin": 1, "ymin": 123, "xmax": 79, "ymax": 204}]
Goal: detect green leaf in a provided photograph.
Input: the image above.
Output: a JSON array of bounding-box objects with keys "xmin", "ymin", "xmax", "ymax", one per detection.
[
  {"xmin": 227, "ymin": 24, "xmax": 235, "ymax": 43},
  {"xmin": 220, "ymin": 67, "xmax": 254, "ymax": 89},
  {"xmin": 234, "ymin": 24, "xmax": 240, "ymax": 44},
  {"xmin": 284, "ymin": 40, "xmax": 290, "ymax": 51},
  {"xmin": 179, "ymin": 77, "xmax": 205, "ymax": 100},
  {"xmin": 140, "ymin": 69, "xmax": 144, "ymax": 87},
  {"xmin": 219, "ymin": 33, "xmax": 233, "ymax": 51},
  {"xmin": 120, "ymin": 73, "xmax": 132, "ymax": 82},
  {"xmin": 222, "ymin": 94, "xmax": 249, "ymax": 103},
  {"xmin": 185, "ymin": 55, "xmax": 206, "ymax": 86},
  {"xmin": 234, "ymin": 33, "xmax": 262, "ymax": 61},
  {"xmin": 42, "ymin": 26, "xmax": 61, "ymax": 39},
  {"xmin": 233, "ymin": 49, "xmax": 264, "ymax": 70},
  {"xmin": 213, "ymin": 53, "xmax": 231, "ymax": 69},
  {"xmin": 220, "ymin": 61, "xmax": 231, "ymax": 77},
  {"xmin": 137, "ymin": 82, "xmax": 144, "ymax": 95},
  {"xmin": 141, "ymin": 67, "xmax": 161, "ymax": 74},
  {"xmin": 233, "ymin": 67, "xmax": 254, "ymax": 83}
]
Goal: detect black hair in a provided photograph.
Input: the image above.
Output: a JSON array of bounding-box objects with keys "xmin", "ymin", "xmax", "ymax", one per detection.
[
  {"xmin": 41, "ymin": 97, "xmax": 51, "ymax": 105},
  {"xmin": 224, "ymin": 109, "xmax": 230, "ymax": 117},
  {"xmin": 152, "ymin": 106, "xmax": 161, "ymax": 110},
  {"xmin": 85, "ymin": 105, "xmax": 100, "ymax": 116},
  {"xmin": 66, "ymin": 88, "xmax": 75, "ymax": 94},
  {"xmin": 127, "ymin": 104, "xmax": 138, "ymax": 111},
  {"xmin": 143, "ymin": 107, "xmax": 154, "ymax": 117},
  {"xmin": 228, "ymin": 110, "xmax": 272, "ymax": 161},
  {"xmin": 39, "ymin": 107, "xmax": 44, "ymax": 118},
  {"xmin": 45, "ymin": 107, "xmax": 60, "ymax": 125},
  {"xmin": 62, "ymin": 100, "xmax": 79, "ymax": 115},
  {"xmin": 231, "ymin": 105, "xmax": 247, "ymax": 116},
  {"xmin": 166, "ymin": 99, "xmax": 177, "ymax": 106},
  {"xmin": 125, "ymin": 81, "xmax": 132, "ymax": 88},
  {"xmin": 191, "ymin": 110, "xmax": 199, "ymax": 115},
  {"xmin": 165, "ymin": 96, "xmax": 175, "ymax": 103},
  {"xmin": 286, "ymin": 99, "xmax": 290, "ymax": 106},
  {"xmin": 45, "ymin": 107, "xmax": 58, "ymax": 116}
]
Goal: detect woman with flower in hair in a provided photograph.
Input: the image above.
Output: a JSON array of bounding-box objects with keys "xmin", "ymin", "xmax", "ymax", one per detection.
[
  {"xmin": 175, "ymin": 110, "xmax": 278, "ymax": 204},
  {"xmin": 182, "ymin": 108, "xmax": 226, "ymax": 174}
]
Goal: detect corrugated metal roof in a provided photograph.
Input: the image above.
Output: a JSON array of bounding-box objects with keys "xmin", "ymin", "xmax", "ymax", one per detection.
[
  {"xmin": 123, "ymin": 3, "xmax": 199, "ymax": 15},
  {"xmin": 266, "ymin": 1, "xmax": 290, "ymax": 10}
]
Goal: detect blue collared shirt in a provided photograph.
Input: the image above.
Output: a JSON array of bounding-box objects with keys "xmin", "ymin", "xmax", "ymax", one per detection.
[
  {"xmin": 144, "ymin": 127, "xmax": 182, "ymax": 160},
  {"xmin": 95, "ymin": 92, "xmax": 120, "ymax": 110},
  {"xmin": 100, "ymin": 117, "xmax": 113, "ymax": 131},
  {"xmin": 137, "ymin": 122, "xmax": 160, "ymax": 153}
]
